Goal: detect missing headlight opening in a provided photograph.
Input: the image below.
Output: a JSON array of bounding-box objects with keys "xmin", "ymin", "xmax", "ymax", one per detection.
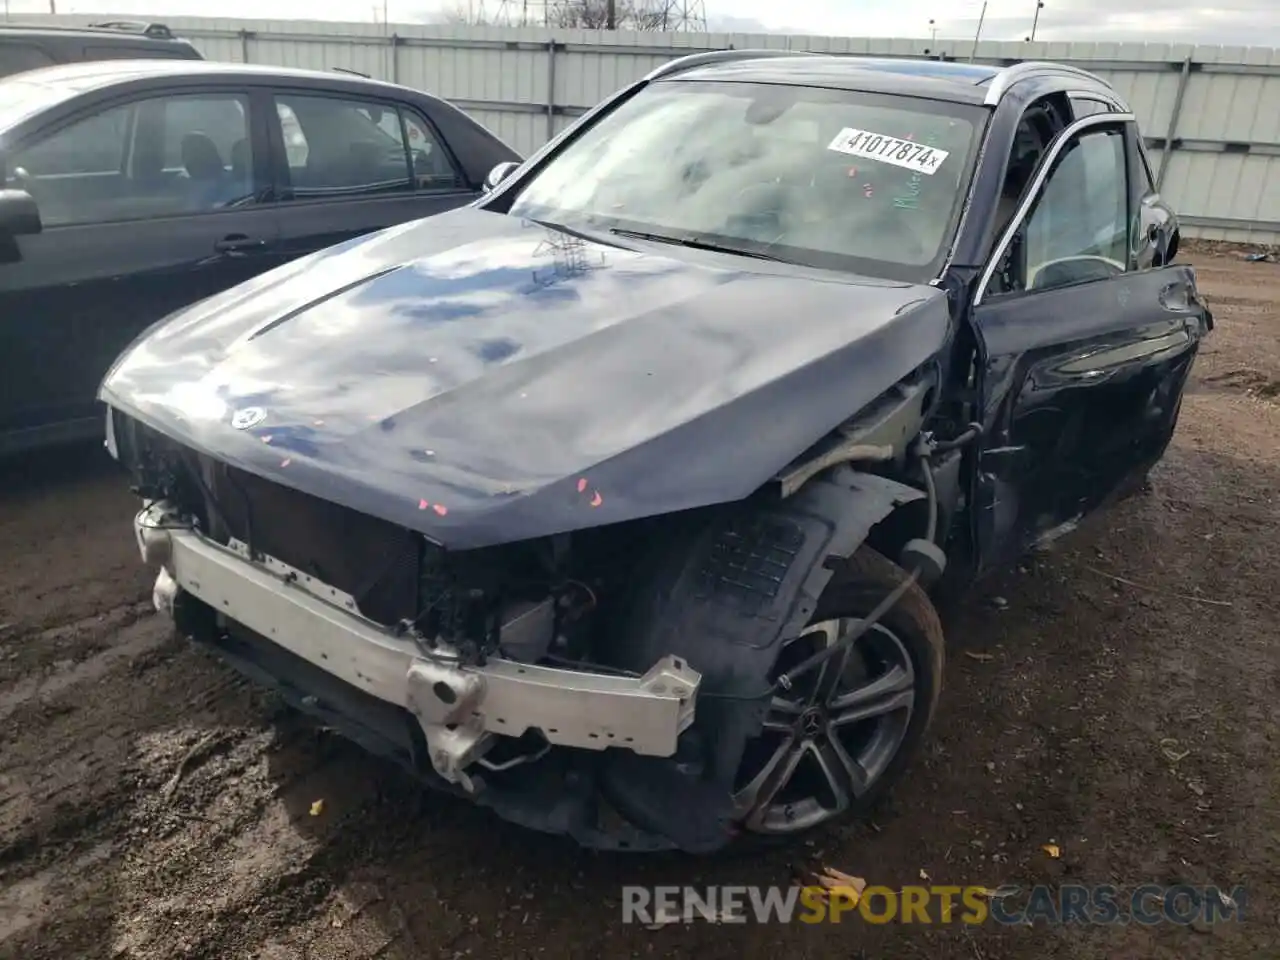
[{"xmin": 115, "ymin": 395, "xmax": 958, "ymax": 853}]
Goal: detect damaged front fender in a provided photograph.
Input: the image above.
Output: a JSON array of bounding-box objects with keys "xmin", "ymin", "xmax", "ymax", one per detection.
[{"xmin": 597, "ymin": 468, "xmax": 925, "ymax": 852}]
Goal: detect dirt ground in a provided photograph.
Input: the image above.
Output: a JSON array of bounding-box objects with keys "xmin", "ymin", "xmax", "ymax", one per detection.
[{"xmin": 1, "ymin": 248, "xmax": 1277, "ymax": 960}]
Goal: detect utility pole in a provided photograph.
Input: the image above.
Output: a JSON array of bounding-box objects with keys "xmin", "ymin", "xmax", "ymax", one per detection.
[
  {"xmin": 969, "ymin": 0, "xmax": 987, "ymax": 62},
  {"xmin": 606, "ymin": 0, "xmax": 616, "ymax": 28},
  {"xmin": 1028, "ymin": 0, "xmax": 1044, "ymax": 41}
]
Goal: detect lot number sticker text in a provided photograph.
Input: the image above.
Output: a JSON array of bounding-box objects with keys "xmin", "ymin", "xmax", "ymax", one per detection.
[{"xmin": 827, "ymin": 128, "xmax": 950, "ymax": 175}]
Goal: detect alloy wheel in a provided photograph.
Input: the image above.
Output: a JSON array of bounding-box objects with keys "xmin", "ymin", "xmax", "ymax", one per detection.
[{"xmin": 733, "ymin": 618, "xmax": 916, "ymax": 834}]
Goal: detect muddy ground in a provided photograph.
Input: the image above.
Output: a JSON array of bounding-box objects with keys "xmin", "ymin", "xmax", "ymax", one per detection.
[{"xmin": 1, "ymin": 249, "xmax": 1277, "ymax": 960}]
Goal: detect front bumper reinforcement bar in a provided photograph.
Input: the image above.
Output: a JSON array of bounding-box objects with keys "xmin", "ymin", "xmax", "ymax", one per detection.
[{"xmin": 135, "ymin": 502, "xmax": 700, "ymax": 791}]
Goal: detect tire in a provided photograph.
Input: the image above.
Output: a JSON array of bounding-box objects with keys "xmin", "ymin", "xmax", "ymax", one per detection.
[{"xmin": 729, "ymin": 545, "xmax": 945, "ymax": 842}]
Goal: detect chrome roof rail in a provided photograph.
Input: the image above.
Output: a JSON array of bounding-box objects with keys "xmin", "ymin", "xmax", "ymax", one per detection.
[
  {"xmin": 983, "ymin": 60, "xmax": 1111, "ymax": 105},
  {"xmin": 86, "ymin": 19, "xmax": 176, "ymax": 39},
  {"xmin": 644, "ymin": 48, "xmax": 823, "ymax": 83},
  {"xmin": 983, "ymin": 61, "xmax": 1050, "ymax": 104}
]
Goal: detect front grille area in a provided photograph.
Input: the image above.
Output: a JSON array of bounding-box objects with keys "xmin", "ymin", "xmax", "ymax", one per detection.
[
  {"xmin": 120, "ymin": 414, "xmax": 421, "ymax": 627},
  {"xmin": 204, "ymin": 463, "xmax": 422, "ymax": 627}
]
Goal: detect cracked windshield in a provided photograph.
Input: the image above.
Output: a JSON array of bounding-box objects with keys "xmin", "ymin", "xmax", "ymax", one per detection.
[{"xmin": 509, "ymin": 79, "xmax": 981, "ymax": 280}]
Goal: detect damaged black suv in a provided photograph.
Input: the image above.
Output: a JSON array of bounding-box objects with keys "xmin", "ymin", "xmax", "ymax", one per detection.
[{"xmin": 100, "ymin": 52, "xmax": 1211, "ymax": 852}]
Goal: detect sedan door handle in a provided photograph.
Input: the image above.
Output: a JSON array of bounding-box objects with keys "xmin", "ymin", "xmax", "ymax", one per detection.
[{"xmin": 214, "ymin": 234, "xmax": 267, "ymax": 256}]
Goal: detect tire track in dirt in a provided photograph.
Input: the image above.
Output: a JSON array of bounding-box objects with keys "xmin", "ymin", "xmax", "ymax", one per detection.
[
  {"xmin": 0, "ymin": 445, "xmax": 153, "ymax": 692},
  {"xmin": 0, "ymin": 438, "xmax": 302, "ymax": 957},
  {"xmin": 0, "ymin": 632, "xmax": 314, "ymax": 959},
  {"xmin": 0, "ymin": 597, "xmax": 412, "ymax": 959},
  {"xmin": 0, "ymin": 604, "xmax": 159, "ymax": 723}
]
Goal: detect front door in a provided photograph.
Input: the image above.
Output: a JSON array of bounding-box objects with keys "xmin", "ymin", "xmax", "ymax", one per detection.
[
  {"xmin": 969, "ymin": 116, "xmax": 1211, "ymax": 571},
  {"xmin": 264, "ymin": 90, "xmax": 479, "ymax": 264},
  {"xmin": 0, "ymin": 88, "xmax": 279, "ymax": 446}
]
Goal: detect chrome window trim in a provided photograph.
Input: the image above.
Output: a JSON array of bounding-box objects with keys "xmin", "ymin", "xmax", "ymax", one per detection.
[{"xmin": 1067, "ymin": 90, "xmax": 1125, "ymax": 114}]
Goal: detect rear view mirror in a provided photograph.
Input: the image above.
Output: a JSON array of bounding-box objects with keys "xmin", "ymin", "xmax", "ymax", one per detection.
[
  {"xmin": 0, "ymin": 189, "xmax": 42, "ymax": 238},
  {"xmin": 482, "ymin": 161, "xmax": 521, "ymax": 195}
]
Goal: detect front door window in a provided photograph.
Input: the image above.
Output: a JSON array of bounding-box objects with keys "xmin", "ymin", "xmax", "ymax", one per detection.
[
  {"xmin": 5, "ymin": 93, "xmax": 255, "ymax": 227},
  {"xmin": 988, "ymin": 125, "xmax": 1130, "ymax": 295}
]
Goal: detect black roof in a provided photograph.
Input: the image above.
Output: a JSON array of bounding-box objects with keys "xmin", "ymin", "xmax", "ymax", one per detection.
[
  {"xmin": 674, "ymin": 56, "xmax": 1001, "ymax": 105},
  {"xmin": 666, "ymin": 53, "xmax": 1118, "ymax": 108}
]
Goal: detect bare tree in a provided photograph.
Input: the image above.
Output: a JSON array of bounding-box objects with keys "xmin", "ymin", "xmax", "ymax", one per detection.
[
  {"xmin": 432, "ymin": 1, "xmax": 491, "ymax": 23},
  {"xmin": 431, "ymin": 0, "xmax": 694, "ymax": 29}
]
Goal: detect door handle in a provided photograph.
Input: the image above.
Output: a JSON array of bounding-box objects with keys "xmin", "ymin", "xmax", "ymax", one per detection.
[{"xmin": 214, "ymin": 234, "xmax": 266, "ymax": 256}]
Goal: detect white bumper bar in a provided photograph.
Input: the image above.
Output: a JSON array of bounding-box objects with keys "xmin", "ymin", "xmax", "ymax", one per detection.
[{"xmin": 135, "ymin": 503, "xmax": 699, "ymax": 788}]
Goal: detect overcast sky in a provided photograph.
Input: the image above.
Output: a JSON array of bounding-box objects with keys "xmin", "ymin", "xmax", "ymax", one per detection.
[
  {"xmin": 3, "ymin": 0, "xmax": 1278, "ymax": 47},
  {"xmin": 707, "ymin": 0, "xmax": 1280, "ymax": 47}
]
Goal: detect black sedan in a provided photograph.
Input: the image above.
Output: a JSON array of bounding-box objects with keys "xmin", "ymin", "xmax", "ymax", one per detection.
[{"xmin": 0, "ymin": 59, "xmax": 520, "ymax": 454}]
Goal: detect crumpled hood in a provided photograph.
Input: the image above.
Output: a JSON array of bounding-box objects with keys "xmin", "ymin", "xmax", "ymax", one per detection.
[{"xmin": 101, "ymin": 207, "xmax": 950, "ymax": 549}]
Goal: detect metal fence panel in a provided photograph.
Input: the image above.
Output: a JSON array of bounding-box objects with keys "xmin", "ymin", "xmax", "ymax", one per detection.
[{"xmin": 13, "ymin": 14, "xmax": 1280, "ymax": 241}]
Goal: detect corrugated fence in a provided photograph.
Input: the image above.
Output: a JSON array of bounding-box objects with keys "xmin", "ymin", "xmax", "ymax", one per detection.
[{"xmin": 18, "ymin": 14, "xmax": 1280, "ymax": 243}]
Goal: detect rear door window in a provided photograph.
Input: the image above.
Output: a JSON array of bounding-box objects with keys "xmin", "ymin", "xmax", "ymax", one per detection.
[
  {"xmin": 272, "ymin": 94, "xmax": 412, "ymax": 200},
  {"xmin": 401, "ymin": 110, "xmax": 466, "ymax": 190},
  {"xmin": 270, "ymin": 93, "xmax": 465, "ymax": 200}
]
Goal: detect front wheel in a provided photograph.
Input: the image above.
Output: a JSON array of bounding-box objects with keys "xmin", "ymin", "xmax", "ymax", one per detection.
[{"xmin": 732, "ymin": 546, "xmax": 945, "ymax": 837}]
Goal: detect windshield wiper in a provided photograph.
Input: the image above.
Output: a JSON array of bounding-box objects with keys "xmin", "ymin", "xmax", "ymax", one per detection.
[
  {"xmin": 608, "ymin": 227, "xmax": 785, "ymax": 263},
  {"xmin": 527, "ymin": 217, "xmax": 618, "ymax": 246}
]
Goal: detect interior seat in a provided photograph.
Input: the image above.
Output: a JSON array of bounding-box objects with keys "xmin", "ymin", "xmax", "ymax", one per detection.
[{"xmin": 180, "ymin": 132, "xmax": 229, "ymax": 208}]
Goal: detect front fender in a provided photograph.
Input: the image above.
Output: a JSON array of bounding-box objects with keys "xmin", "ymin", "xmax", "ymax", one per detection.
[{"xmin": 598, "ymin": 468, "xmax": 924, "ymax": 850}]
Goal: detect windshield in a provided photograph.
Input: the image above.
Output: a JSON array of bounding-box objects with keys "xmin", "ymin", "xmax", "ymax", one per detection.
[{"xmin": 508, "ymin": 80, "xmax": 983, "ymax": 281}]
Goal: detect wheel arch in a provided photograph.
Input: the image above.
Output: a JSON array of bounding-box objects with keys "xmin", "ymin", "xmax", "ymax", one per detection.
[{"xmin": 595, "ymin": 467, "xmax": 926, "ymax": 851}]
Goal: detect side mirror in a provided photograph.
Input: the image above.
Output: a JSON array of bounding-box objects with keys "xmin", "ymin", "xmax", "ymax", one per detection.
[
  {"xmin": 482, "ymin": 161, "xmax": 521, "ymax": 195},
  {"xmin": 0, "ymin": 189, "xmax": 42, "ymax": 238}
]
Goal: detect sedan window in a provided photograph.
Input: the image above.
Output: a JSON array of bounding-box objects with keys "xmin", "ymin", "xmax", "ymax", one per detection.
[
  {"xmin": 5, "ymin": 93, "xmax": 256, "ymax": 227},
  {"xmin": 14, "ymin": 104, "xmax": 131, "ymax": 177},
  {"xmin": 506, "ymin": 80, "xmax": 982, "ymax": 281},
  {"xmin": 271, "ymin": 94, "xmax": 463, "ymax": 200},
  {"xmin": 402, "ymin": 110, "xmax": 466, "ymax": 190}
]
